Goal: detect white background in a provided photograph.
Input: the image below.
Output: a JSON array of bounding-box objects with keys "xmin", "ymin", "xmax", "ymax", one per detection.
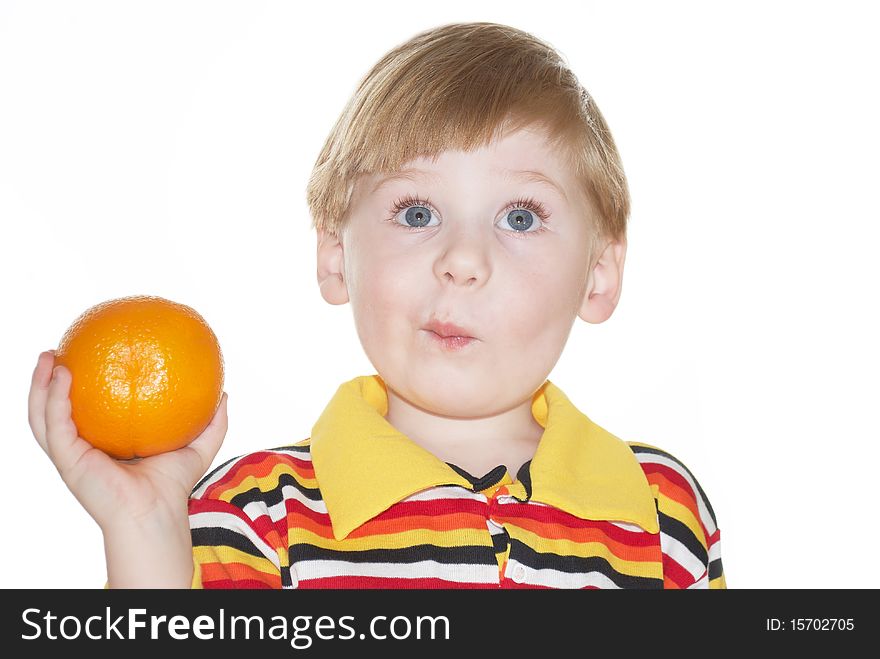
[{"xmin": 2, "ymin": 0, "xmax": 878, "ymax": 589}]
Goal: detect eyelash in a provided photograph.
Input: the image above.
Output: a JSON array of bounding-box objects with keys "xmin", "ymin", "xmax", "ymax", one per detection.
[{"xmin": 386, "ymin": 194, "xmax": 551, "ymax": 237}]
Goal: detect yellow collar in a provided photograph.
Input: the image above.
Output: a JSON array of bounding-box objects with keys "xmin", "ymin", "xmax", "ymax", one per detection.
[{"xmin": 310, "ymin": 375, "xmax": 660, "ymax": 540}]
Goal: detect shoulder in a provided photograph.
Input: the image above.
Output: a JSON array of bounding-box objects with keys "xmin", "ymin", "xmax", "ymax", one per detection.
[
  {"xmin": 190, "ymin": 438, "xmax": 315, "ymax": 503},
  {"xmin": 626, "ymin": 441, "xmax": 725, "ymax": 588},
  {"xmin": 626, "ymin": 441, "xmax": 719, "ymax": 535}
]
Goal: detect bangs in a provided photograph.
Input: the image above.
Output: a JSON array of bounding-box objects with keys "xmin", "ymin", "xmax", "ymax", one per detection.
[{"xmin": 306, "ymin": 22, "xmax": 629, "ymax": 245}]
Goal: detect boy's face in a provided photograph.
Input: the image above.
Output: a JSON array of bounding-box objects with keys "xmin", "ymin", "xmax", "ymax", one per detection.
[{"xmin": 317, "ymin": 126, "xmax": 626, "ymax": 417}]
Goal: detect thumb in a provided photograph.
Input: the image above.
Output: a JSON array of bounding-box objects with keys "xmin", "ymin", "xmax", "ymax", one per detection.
[{"xmin": 184, "ymin": 392, "xmax": 229, "ymax": 481}]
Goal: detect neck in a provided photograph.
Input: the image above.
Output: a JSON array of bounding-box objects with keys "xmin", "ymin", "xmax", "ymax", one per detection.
[{"xmin": 384, "ymin": 386, "xmax": 545, "ymax": 480}]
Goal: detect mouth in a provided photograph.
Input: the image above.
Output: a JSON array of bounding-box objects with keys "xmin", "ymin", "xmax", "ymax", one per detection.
[{"xmin": 422, "ymin": 319, "xmax": 479, "ymax": 351}]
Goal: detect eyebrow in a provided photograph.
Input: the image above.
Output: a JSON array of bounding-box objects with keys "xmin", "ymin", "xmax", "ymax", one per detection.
[{"xmin": 370, "ymin": 167, "xmax": 568, "ymax": 202}]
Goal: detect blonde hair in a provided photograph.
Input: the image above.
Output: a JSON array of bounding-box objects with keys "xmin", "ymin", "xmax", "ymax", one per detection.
[{"xmin": 305, "ymin": 21, "xmax": 630, "ymax": 247}]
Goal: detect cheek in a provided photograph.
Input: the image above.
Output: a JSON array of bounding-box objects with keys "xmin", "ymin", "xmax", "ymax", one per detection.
[
  {"xmin": 349, "ymin": 250, "xmax": 421, "ymax": 339},
  {"xmin": 494, "ymin": 254, "xmax": 583, "ymax": 350}
]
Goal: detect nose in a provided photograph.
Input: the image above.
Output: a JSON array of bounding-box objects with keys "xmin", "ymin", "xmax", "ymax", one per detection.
[{"xmin": 433, "ymin": 224, "xmax": 491, "ymax": 287}]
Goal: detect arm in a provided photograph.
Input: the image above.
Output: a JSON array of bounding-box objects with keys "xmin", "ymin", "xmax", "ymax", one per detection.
[
  {"xmin": 628, "ymin": 442, "xmax": 726, "ymax": 589},
  {"xmin": 28, "ymin": 351, "xmax": 228, "ymax": 588}
]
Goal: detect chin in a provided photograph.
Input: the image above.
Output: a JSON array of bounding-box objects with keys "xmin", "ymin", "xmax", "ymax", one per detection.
[{"xmin": 411, "ymin": 383, "xmax": 503, "ymax": 419}]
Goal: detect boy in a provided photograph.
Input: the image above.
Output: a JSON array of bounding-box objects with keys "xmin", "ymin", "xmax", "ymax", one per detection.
[{"xmin": 28, "ymin": 21, "xmax": 725, "ymax": 589}]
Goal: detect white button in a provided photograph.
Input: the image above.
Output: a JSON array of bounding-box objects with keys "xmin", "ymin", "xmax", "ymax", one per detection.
[
  {"xmin": 289, "ymin": 566, "xmax": 299, "ymax": 588},
  {"xmin": 511, "ymin": 565, "xmax": 526, "ymax": 583}
]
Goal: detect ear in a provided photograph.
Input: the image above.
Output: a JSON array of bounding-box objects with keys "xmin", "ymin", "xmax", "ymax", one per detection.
[
  {"xmin": 577, "ymin": 237, "xmax": 627, "ymax": 324},
  {"xmin": 316, "ymin": 228, "xmax": 349, "ymax": 305}
]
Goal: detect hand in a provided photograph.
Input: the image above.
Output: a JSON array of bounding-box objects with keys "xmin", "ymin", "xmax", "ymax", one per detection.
[{"xmin": 27, "ymin": 350, "xmax": 229, "ymax": 533}]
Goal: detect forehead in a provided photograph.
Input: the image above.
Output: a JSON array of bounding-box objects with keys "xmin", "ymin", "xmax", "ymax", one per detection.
[{"xmin": 361, "ymin": 127, "xmax": 572, "ymax": 196}]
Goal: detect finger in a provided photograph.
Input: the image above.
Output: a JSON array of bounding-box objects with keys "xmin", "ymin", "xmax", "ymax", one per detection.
[
  {"xmin": 27, "ymin": 350, "xmax": 57, "ymax": 454},
  {"xmin": 43, "ymin": 364, "xmax": 91, "ymax": 476}
]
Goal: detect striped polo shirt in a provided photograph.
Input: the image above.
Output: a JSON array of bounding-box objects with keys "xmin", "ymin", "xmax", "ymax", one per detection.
[{"xmin": 188, "ymin": 374, "xmax": 726, "ymax": 589}]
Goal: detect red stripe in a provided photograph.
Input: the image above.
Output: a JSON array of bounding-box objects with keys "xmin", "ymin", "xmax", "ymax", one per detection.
[
  {"xmin": 201, "ymin": 452, "xmax": 292, "ymax": 498},
  {"xmin": 373, "ymin": 498, "xmax": 489, "ymax": 519},
  {"xmin": 707, "ymin": 527, "xmax": 721, "ymax": 549},
  {"xmin": 641, "ymin": 462, "xmax": 697, "ymax": 503},
  {"xmin": 498, "ymin": 502, "xmax": 658, "ymax": 546},
  {"xmin": 644, "ymin": 463, "xmax": 710, "ymax": 538},
  {"xmin": 202, "ymin": 578, "xmax": 275, "ymax": 589},
  {"xmin": 662, "ymin": 556, "xmax": 695, "ymax": 589},
  {"xmin": 502, "ymin": 580, "xmax": 555, "ymax": 589},
  {"xmin": 298, "ymin": 576, "xmax": 498, "ymax": 589},
  {"xmin": 350, "ymin": 512, "xmax": 488, "ymax": 538}
]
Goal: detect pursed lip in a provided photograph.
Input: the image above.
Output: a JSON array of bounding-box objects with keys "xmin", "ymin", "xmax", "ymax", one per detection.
[{"xmin": 423, "ymin": 319, "xmax": 477, "ymax": 339}]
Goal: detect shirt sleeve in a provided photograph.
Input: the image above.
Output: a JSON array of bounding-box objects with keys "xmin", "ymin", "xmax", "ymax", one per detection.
[
  {"xmin": 629, "ymin": 443, "xmax": 726, "ymax": 589},
  {"xmin": 188, "ymin": 453, "xmax": 289, "ymax": 589}
]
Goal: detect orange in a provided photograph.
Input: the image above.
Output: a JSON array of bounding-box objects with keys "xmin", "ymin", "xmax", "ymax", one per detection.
[{"xmin": 54, "ymin": 295, "xmax": 225, "ymax": 459}]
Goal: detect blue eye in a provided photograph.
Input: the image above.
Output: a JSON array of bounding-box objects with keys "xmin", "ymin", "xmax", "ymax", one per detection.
[
  {"xmin": 403, "ymin": 205, "xmax": 434, "ymax": 228},
  {"xmin": 505, "ymin": 208, "xmax": 535, "ymax": 232},
  {"xmin": 387, "ymin": 194, "xmax": 551, "ymax": 237}
]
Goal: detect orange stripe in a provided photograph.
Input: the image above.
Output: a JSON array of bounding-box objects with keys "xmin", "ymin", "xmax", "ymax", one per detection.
[
  {"xmin": 220, "ymin": 456, "xmax": 313, "ymax": 492},
  {"xmin": 200, "ymin": 561, "xmax": 281, "ymax": 588},
  {"xmin": 349, "ymin": 511, "xmax": 489, "ymax": 538},
  {"xmin": 284, "ymin": 510, "xmax": 490, "ymax": 540},
  {"xmin": 511, "ymin": 516, "xmax": 660, "ymax": 563},
  {"xmin": 645, "ymin": 471, "xmax": 699, "ymax": 519}
]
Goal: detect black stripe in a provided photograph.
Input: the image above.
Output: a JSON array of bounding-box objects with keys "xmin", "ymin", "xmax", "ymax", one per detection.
[
  {"xmin": 629, "ymin": 445, "xmax": 719, "ymax": 528},
  {"xmin": 516, "ymin": 460, "xmax": 533, "ymax": 500},
  {"xmin": 191, "ymin": 526, "xmax": 275, "ymax": 561},
  {"xmin": 491, "ymin": 528, "xmax": 510, "ymax": 555},
  {"xmin": 281, "ymin": 565, "xmax": 295, "ymax": 588},
  {"xmin": 447, "ymin": 463, "xmax": 507, "ymax": 491},
  {"xmin": 229, "ymin": 471, "xmax": 323, "ymax": 509},
  {"xmin": 510, "ymin": 539, "xmax": 664, "ymax": 589},
  {"xmin": 657, "ymin": 511, "xmax": 708, "ymax": 566},
  {"xmin": 191, "ymin": 446, "xmax": 312, "ymax": 498},
  {"xmin": 267, "ymin": 443, "xmax": 312, "ymax": 455},
  {"xmin": 290, "ymin": 543, "xmax": 498, "ymax": 566},
  {"xmin": 709, "ymin": 558, "xmax": 724, "ymax": 581}
]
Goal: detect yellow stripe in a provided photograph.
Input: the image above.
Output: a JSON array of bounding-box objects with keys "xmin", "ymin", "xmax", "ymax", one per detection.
[
  {"xmin": 287, "ymin": 525, "xmax": 493, "ymax": 551},
  {"xmin": 193, "ymin": 544, "xmax": 283, "ymax": 575},
  {"xmin": 710, "ymin": 573, "xmax": 727, "ymax": 589}
]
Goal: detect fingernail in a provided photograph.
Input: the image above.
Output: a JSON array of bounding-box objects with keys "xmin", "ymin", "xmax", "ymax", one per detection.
[{"xmin": 51, "ymin": 366, "xmax": 60, "ymax": 382}]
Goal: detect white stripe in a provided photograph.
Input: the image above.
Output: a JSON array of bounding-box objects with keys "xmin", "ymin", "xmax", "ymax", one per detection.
[
  {"xmin": 240, "ymin": 484, "xmax": 328, "ymax": 523},
  {"xmin": 708, "ymin": 536, "xmax": 722, "ymax": 564},
  {"xmin": 505, "ymin": 559, "xmax": 623, "ymax": 589},
  {"xmin": 191, "ymin": 459, "xmax": 241, "ymax": 500},
  {"xmin": 633, "ymin": 453, "xmax": 717, "ymax": 534},
  {"xmin": 609, "ymin": 520, "xmax": 649, "ymax": 532},
  {"xmin": 281, "ymin": 483, "xmax": 328, "ymax": 514},
  {"xmin": 190, "ymin": 511, "xmax": 280, "ymax": 569},
  {"xmin": 688, "ymin": 572, "xmax": 710, "ymax": 589},
  {"xmin": 401, "ymin": 487, "xmax": 487, "ymax": 503},
  {"xmin": 487, "ymin": 519, "xmax": 506, "ymax": 534},
  {"xmin": 294, "ymin": 559, "xmax": 499, "ymax": 584},
  {"xmin": 660, "ymin": 531, "xmax": 706, "ymax": 581},
  {"xmin": 254, "ymin": 447, "xmax": 313, "ymax": 459}
]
